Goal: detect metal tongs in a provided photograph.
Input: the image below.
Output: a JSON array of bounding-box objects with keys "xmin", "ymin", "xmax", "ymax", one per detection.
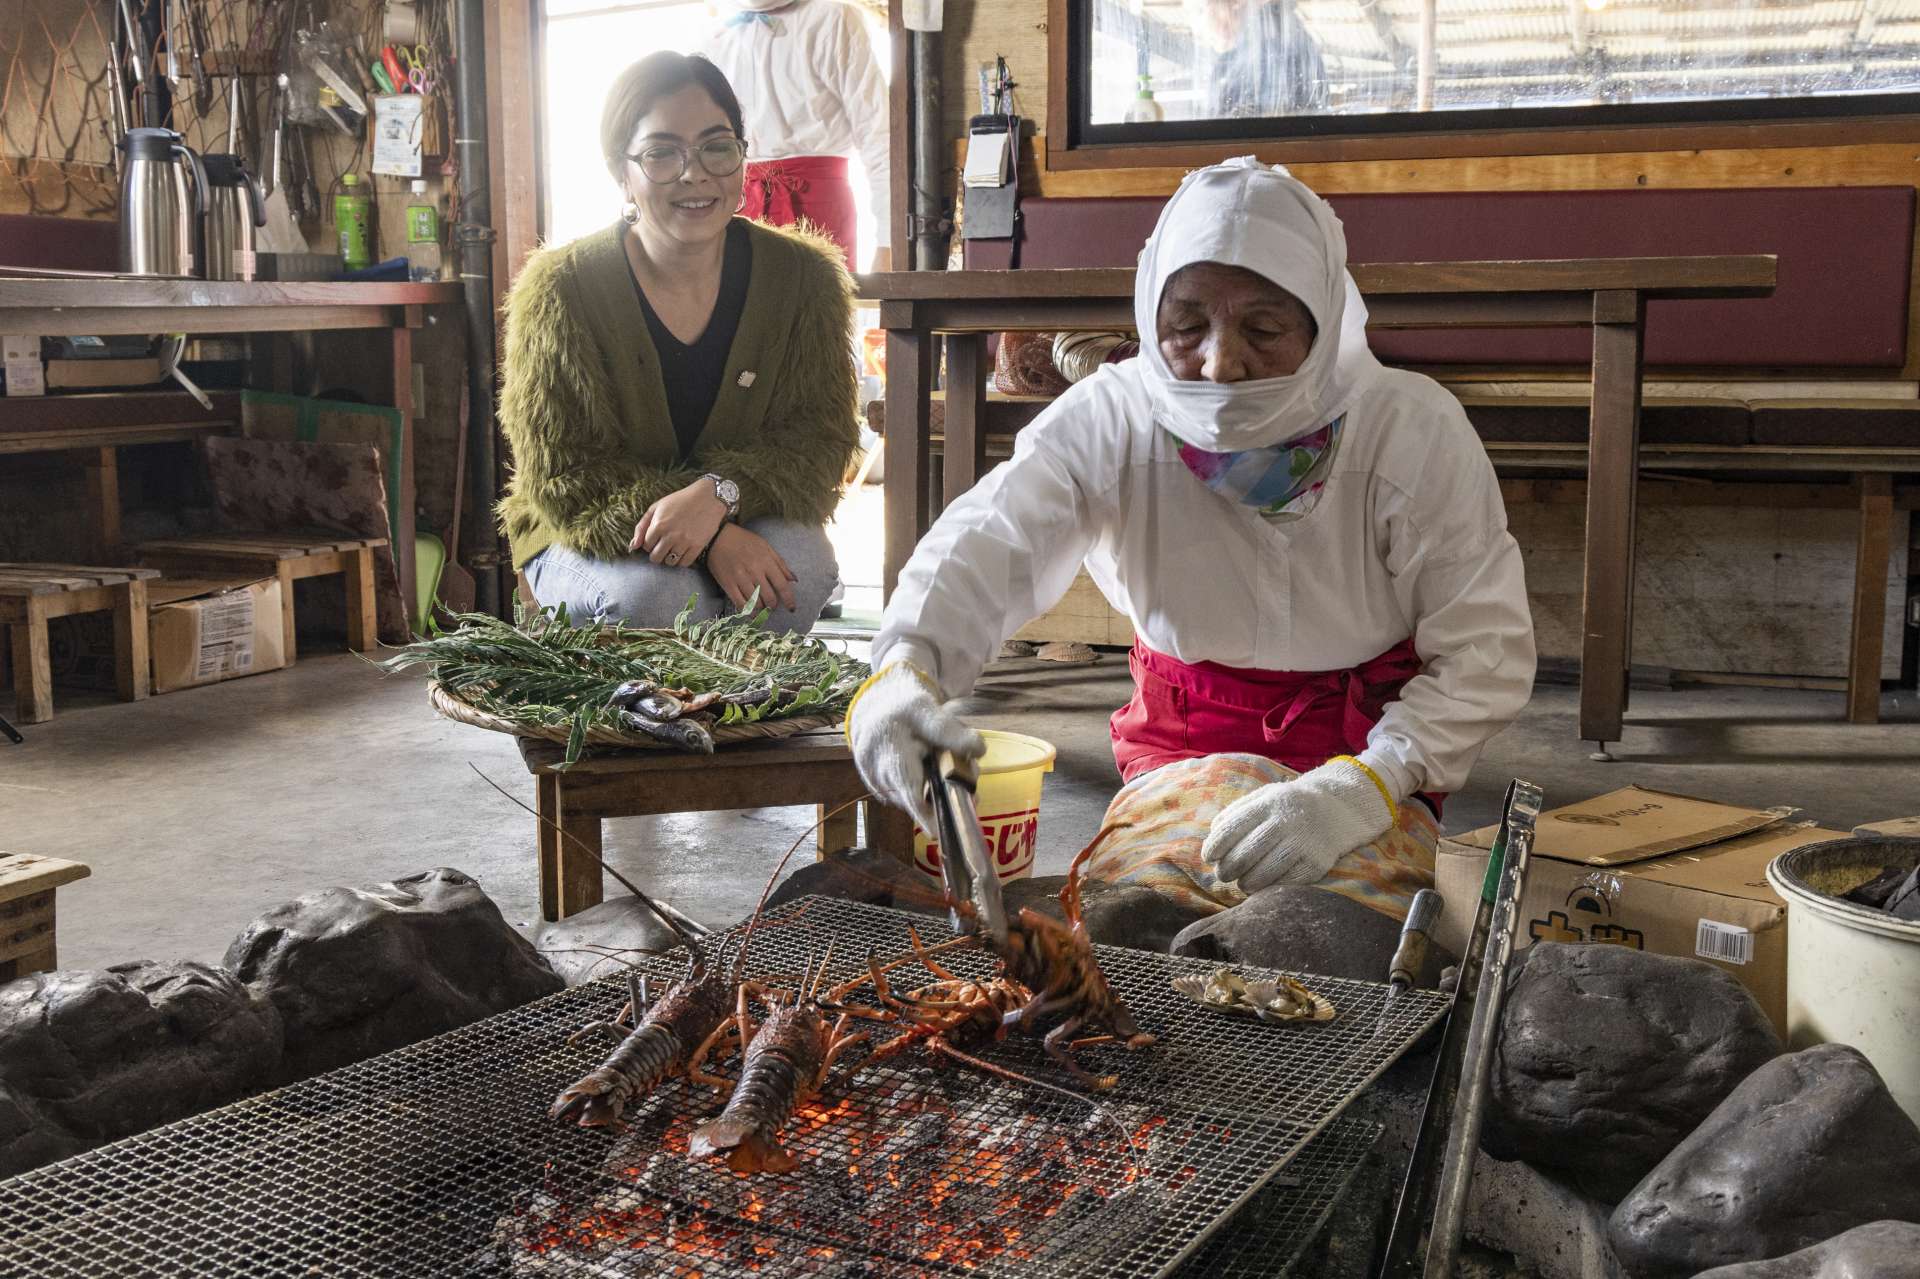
[{"xmin": 924, "ymin": 750, "xmax": 1009, "ymax": 947}]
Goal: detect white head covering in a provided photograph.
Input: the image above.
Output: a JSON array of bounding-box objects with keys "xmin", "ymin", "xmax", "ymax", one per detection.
[
  {"xmin": 1134, "ymin": 157, "xmax": 1382, "ymax": 452},
  {"xmin": 717, "ymin": 0, "xmax": 794, "ymax": 12}
]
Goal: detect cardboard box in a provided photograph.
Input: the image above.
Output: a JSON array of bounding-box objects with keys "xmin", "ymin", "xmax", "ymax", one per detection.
[
  {"xmin": 149, "ymin": 578, "xmax": 287, "ymax": 693},
  {"xmin": 1434, "ymin": 786, "xmax": 1852, "ymax": 1035},
  {"xmin": 44, "ymin": 356, "xmax": 163, "ymax": 390},
  {"xmin": 2, "ymin": 334, "xmax": 44, "ymax": 396}
]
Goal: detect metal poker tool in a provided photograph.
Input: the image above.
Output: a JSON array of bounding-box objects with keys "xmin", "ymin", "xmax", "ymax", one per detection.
[
  {"xmin": 1375, "ymin": 887, "xmax": 1442, "ymax": 1036},
  {"xmin": 923, "ymin": 749, "xmax": 1008, "ymax": 947},
  {"xmin": 1378, "ymin": 778, "xmax": 1542, "ymax": 1279}
]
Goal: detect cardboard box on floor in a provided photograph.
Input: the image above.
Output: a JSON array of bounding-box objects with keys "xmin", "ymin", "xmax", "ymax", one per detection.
[
  {"xmin": 1434, "ymin": 786, "xmax": 1852, "ymax": 1035},
  {"xmin": 149, "ymin": 577, "xmax": 287, "ymax": 694}
]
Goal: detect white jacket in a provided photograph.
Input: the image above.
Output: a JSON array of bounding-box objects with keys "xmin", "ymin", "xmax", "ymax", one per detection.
[
  {"xmin": 700, "ymin": 0, "xmax": 890, "ymax": 247},
  {"xmin": 874, "ymin": 358, "xmax": 1538, "ymax": 802}
]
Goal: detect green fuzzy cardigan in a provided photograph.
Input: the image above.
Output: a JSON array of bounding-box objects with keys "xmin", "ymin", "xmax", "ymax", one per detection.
[{"xmin": 496, "ymin": 218, "xmax": 860, "ymax": 571}]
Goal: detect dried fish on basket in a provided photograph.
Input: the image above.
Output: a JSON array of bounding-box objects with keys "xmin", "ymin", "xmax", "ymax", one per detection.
[{"xmin": 379, "ymin": 595, "xmax": 866, "ymax": 765}]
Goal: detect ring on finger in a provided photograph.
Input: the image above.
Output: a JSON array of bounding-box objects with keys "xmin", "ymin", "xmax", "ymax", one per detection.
[{"xmin": 666, "ymin": 550, "xmax": 681, "ymax": 566}]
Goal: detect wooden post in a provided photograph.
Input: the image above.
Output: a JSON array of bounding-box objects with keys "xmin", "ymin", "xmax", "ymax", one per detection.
[
  {"xmin": 9, "ymin": 597, "xmax": 52, "ymax": 724},
  {"xmin": 537, "ymin": 773, "xmax": 564, "ymax": 921},
  {"xmin": 556, "ymin": 788, "xmax": 605, "ymax": 919},
  {"xmin": 343, "ymin": 546, "xmax": 379, "ymax": 653},
  {"xmin": 391, "ymin": 319, "xmax": 418, "ymax": 633},
  {"xmin": 83, "ymin": 447, "xmax": 121, "ymax": 562},
  {"xmin": 1579, "ymin": 289, "xmax": 1646, "ymax": 754},
  {"xmin": 864, "ymin": 800, "xmax": 918, "ymax": 862},
  {"xmin": 817, "ymin": 801, "xmax": 860, "ymax": 860},
  {"xmin": 111, "ymin": 578, "xmax": 150, "ymax": 702},
  {"xmin": 1847, "ymin": 472, "xmax": 1894, "ymax": 725},
  {"xmin": 943, "ymin": 333, "xmax": 988, "ymax": 511},
  {"xmin": 883, "ymin": 323, "xmax": 933, "ymax": 599}
]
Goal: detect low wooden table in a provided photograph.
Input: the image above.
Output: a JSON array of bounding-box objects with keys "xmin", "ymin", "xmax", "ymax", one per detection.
[
  {"xmin": 0, "ymin": 852, "xmax": 91, "ymax": 982},
  {"xmin": 857, "ymin": 258, "xmax": 1779, "ymax": 755},
  {"xmin": 0, "ymin": 563, "xmax": 160, "ymax": 723},
  {"xmin": 517, "ymin": 735, "xmax": 916, "ymax": 921},
  {"xmin": 136, "ymin": 532, "xmax": 389, "ymax": 660}
]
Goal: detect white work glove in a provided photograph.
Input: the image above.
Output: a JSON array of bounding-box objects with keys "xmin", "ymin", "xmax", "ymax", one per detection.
[
  {"xmin": 846, "ymin": 646, "xmax": 985, "ymax": 831},
  {"xmin": 1201, "ymin": 756, "xmax": 1397, "ymax": 895}
]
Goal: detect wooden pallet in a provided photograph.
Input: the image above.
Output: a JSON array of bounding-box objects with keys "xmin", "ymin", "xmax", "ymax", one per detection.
[
  {"xmin": 0, "ymin": 563, "xmax": 160, "ymax": 723},
  {"xmin": 0, "ymin": 852, "xmax": 91, "ymax": 983}
]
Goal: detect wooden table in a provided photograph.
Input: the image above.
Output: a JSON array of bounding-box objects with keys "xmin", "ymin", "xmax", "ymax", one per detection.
[
  {"xmin": 856, "ymin": 258, "xmax": 1779, "ymax": 753},
  {"xmin": 0, "ymin": 279, "xmax": 461, "ymax": 630},
  {"xmin": 517, "ymin": 734, "xmax": 918, "ymax": 921},
  {"xmin": 0, "ymin": 851, "xmax": 90, "ymax": 982}
]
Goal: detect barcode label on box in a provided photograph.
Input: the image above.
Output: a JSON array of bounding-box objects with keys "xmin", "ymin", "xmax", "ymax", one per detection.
[
  {"xmin": 194, "ymin": 594, "xmax": 255, "ymax": 682},
  {"xmin": 1696, "ymin": 919, "xmax": 1753, "ymax": 965}
]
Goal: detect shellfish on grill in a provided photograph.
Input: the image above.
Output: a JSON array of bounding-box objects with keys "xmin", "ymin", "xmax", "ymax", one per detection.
[{"xmin": 1171, "ymin": 967, "xmax": 1335, "ymax": 1025}]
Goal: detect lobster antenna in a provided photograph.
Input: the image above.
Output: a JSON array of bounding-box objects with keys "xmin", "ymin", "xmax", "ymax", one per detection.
[
  {"xmin": 735, "ymin": 793, "xmax": 867, "ymax": 983},
  {"xmin": 469, "ymin": 763, "xmax": 702, "ymax": 951}
]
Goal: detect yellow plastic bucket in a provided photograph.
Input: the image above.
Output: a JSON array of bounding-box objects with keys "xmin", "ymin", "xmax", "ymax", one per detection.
[{"xmin": 912, "ymin": 730, "xmax": 1057, "ymax": 885}]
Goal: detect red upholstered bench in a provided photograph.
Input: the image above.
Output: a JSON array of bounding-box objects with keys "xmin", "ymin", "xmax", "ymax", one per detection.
[{"xmin": 966, "ymin": 186, "xmax": 1914, "ymax": 372}]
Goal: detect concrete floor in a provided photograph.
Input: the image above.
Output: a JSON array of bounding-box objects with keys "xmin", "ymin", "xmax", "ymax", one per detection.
[{"xmin": 4, "ymin": 649, "xmax": 1916, "ymax": 972}]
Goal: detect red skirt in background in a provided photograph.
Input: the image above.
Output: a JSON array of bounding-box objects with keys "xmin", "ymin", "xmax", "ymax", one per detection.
[
  {"xmin": 1109, "ymin": 637, "xmax": 1446, "ymax": 817},
  {"xmin": 741, "ymin": 155, "xmax": 858, "ymax": 266}
]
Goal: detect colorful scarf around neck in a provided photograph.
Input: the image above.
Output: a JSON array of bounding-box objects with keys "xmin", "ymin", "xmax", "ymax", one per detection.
[{"xmin": 1171, "ymin": 415, "xmax": 1345, "ymax": 518}]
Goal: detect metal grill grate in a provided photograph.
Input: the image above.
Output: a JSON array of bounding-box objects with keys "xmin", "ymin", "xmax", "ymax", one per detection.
[
  {"xmin": 0, "ymin": 897, "xmax": 1444, "ymax": 1279},
  {"xmin": 1191, "ymin": 1115, "xmax": 1382, "ymax": 1278}
]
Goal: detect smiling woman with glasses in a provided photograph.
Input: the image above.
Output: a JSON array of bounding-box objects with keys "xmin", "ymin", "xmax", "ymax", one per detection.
[{"xmin": 496, "ymin": 51, "xmax": 858, "ymax": 634}]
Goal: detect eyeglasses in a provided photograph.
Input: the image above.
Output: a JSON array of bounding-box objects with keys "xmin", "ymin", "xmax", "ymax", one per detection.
[{"xmin": 627, "ymin": 137, "xmax": 747, "ymax": 184}]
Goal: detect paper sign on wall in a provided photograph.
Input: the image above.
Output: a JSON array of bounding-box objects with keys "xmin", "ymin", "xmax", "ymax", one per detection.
[{"xmin": 372, "ymin": 94, "xmax": 425, "ymax": 177}]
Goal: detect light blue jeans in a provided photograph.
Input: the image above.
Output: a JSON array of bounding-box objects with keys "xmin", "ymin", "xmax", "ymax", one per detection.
[{"xmin": 524, "ymin": 518, "xmax": 839, "ymax": 633}]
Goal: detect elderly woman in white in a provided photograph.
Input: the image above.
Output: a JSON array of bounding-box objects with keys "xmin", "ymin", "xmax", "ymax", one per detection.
[{"xmin": 848, "ymin": 159, "xmax": 1536, "ymax": 925}]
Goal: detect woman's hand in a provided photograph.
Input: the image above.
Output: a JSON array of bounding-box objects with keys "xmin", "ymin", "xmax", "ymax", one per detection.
[
  {"xmin": 705, "ymin": 523, "xmax": 799, "ymax": 613},
  {"xmin": 631, "ymin": 479, "xmax": 727, "ymax": 568}
]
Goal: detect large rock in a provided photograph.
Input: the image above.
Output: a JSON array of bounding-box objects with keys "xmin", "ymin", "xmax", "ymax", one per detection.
[
  {"xmin": 225, "ymin": 867, "xmax": 562, "ymax": 1082},
  {"xmin": 1692, "ymin": 1221, "xmax": 1920, "ymax": 1278},
  {"xmin": 535, "ymin": 896, "xmax": 690, "ymax": 987},
  {"xmin": 1169, "ymin": 884, "xmax": 1452, "ymax": 982},
  {"xmin": 0, "ymin": 961, "xmax": 281, "ymax": 1176},
  {"xmin": 1608, "ymin": 1044, "xmax": 1920, "ymax": 1277},
  {"xmin": 1482, "ymin": 944, "xmax": 1782, "ymax": 1204},
  {"xmin": 766, "ymin": 848, "xmax": 939, "ymax": 916},
  {"xmin": 999, "ymin": 876, "xmax": 1210, "ymax": 952}
]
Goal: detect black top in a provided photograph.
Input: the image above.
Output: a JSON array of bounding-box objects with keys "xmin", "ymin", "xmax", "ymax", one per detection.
[{"xmin": 631, "ymin": 220, "xmax": 753, "ymax": 459}]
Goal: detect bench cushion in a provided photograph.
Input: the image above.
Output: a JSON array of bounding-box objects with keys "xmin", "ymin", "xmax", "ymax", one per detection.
[{"xmin": 966, "ymin": 187, "xmax": 1915, "ymax": 369}]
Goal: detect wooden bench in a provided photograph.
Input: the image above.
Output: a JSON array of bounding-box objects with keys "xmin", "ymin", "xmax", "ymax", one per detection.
[
  {"xmin": 134, "ymin": 533, "xmax": 388, "ymax": 662},
  {"xmin": 517, "ymin": 735, "xmax": 918, "ymax": 921},
  {"xmin": 0, "ymin": 564, "xmax": 160, "ymax": 723},
  {"xmin": 0, "ymin": 852, "xmax": 91, "ymax": 983}
]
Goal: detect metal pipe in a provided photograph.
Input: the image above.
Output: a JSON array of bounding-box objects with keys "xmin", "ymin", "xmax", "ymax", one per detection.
[
  {"xmin": 908, "ymin": 30, "xmax": 949, "ymax": 271},
  {"xmin": 453, "ymin": 0, "xmax": 502, "ymax": 617}
]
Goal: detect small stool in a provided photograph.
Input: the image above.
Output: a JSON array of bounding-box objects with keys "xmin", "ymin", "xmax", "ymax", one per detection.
[
  {"xmin": 517, "ymin": 735, "xmax": 918, "ymax": 920},
  {"xmin": 0, "ymin": 852, "xmax": 91, "ymax": 983},
  {"xmin": 0, "ymin": 563, "xmax": 160, "ymax": 724},
  {"xmin": 135, "ymin": 533, "xmax": 388, "ymax": 662}
]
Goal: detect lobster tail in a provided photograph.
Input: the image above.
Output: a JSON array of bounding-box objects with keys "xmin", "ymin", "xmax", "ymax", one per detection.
[{"xmin": 688, "ymin": 1115, "xmax": 752, "ymax": 1159}]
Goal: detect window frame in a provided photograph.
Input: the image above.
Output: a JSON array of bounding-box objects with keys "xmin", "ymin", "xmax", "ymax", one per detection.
[{"xmin": 1045, "ymin": 0, "xmax": 1920, "ymax": 172}]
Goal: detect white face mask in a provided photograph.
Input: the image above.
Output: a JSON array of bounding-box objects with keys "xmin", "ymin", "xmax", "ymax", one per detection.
[{"xmin": 1149, "ymin": 363, "xmax": 1326, "ymax": 454}]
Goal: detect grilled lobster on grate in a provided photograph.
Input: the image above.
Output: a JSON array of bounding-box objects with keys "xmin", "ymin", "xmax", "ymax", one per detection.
[
  {"xmin": 549, "ymin": 942, "xmax": 737, "ymax": 1129},
  {"xmin": 824, "ymin": 821, "xmax": 1157, "ymax": 1091},
  {"xmin": 687, "ymin": 948, "xmax": 868, "ymax": 1174}
]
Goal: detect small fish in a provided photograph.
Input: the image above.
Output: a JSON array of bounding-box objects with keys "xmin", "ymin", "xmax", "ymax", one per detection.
[
  {"xmin": 619, "ymin": 709, "xmax": 714, "ymax": 754},
  {"xmin": 607, "ymin": 681, "xmax": 658, "ymax": 710},
  {"xmin": 634, "ymin": 693, "xmax": 684, "ymax": 722}
]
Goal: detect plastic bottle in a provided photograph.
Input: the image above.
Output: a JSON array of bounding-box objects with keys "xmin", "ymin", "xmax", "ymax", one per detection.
[
  {"xmin": 405, "ymin": 180, "xmax": 442, "ymax": 282},
  {"xmin": 334, "ymin": 173, "xmax": 373, "ymax": 271},
  {"xmin": 1125, "ymin": 75, "xmax": 1165, "ymax": 124}
]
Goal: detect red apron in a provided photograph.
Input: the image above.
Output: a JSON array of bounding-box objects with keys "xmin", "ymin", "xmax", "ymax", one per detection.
[
  {"xmin": 741, "ymin": 155, "xmax": 858, "ymax": 265},
  {"xmin": 1109, "ymin": 637, "xmax": 1446, "ymax": 817}
]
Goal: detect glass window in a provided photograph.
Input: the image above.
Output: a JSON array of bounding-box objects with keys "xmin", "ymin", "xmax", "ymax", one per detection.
[{"xmin": 1083, "ymin": 0, "xmax": 1920, "ymax": 132}]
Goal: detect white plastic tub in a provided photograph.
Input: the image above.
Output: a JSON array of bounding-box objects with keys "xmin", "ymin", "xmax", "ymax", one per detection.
[{"xmin": 1766, "ymin": 837, "xmax": 1920, "ymax": 1125}]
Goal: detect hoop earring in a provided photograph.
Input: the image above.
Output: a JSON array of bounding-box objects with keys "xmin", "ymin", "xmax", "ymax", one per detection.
[{"xmin": 621, "ymin": 200, "xmax": 638, "ymax": 225}]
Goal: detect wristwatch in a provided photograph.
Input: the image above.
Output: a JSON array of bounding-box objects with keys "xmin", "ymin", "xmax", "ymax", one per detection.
[{"xmin": 704, "ymin": 473, "xmax": 740, "ymax": 519}]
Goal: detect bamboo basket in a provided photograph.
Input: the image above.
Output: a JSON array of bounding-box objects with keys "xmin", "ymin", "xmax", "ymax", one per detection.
[{"xmin": 426, "ymin": 682, "xmax": 843, "ymax": 751}]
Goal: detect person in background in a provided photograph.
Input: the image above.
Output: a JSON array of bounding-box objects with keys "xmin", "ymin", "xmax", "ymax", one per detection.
[
  {"xmin": 1183, "ymin": 0, "xmax": 1327, "ymax": 119},
  {"xmin": 497, "ymin": 52, "xmax": 858, "ymax": 631},
  {"xmin": 848, "ymin": 159, "xmax": 1534, "ymax": 934},
  {"xmin": 700, "ymin": 0, "xmax": 891, "ymax": 270}
]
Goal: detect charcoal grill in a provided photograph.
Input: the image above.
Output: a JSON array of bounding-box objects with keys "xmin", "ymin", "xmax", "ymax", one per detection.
[{"xmin": 0, "ymin": 897, "xmax": 1444, "ymax": 1279}]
